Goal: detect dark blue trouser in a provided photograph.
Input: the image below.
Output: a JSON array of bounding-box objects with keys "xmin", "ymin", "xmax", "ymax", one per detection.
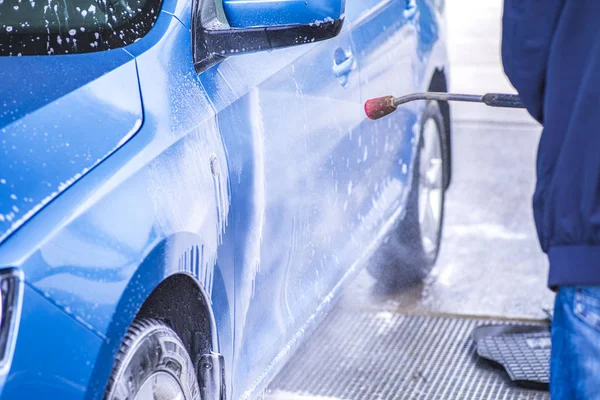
[{"xmin": 551, "ymin": 287, "xmax": 600, "ymax": 399}]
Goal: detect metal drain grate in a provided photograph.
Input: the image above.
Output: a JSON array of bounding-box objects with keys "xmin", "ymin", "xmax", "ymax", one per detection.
[{"xmin": 268, "ymin": 311, "xmax": 549, "ymax": 399}]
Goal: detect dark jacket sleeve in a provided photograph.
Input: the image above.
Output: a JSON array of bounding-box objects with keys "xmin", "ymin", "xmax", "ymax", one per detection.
[{"xmin": 501, "ymin": 0, "xmax": 564, "ymax": 124}]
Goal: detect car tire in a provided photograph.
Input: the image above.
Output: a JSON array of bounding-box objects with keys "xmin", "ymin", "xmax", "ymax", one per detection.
[
  {"xmin": 368, "ymin": 101, "xmax": 447, "ymax": 287},
  {"xmin": 104, "ymin": 319, "xmax": 201, "ymax": 400}
]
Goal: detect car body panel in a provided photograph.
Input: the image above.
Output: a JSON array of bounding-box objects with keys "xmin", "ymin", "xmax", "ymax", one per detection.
[
  {"xmin": 0, "ymin": 0, "xmax": 449, "ymax": 398},
  {"xmin": 0, "ymin": 284, "xmax": 102, "ymax": 400},
  {"xmin": 349, "ymin": 0, "xmax": 422, "ymax": 232},
  {"xmin": 212, "ymin": 22, "xmax": 365, "ymax": 400},
  {"xmin": 0, "ymin": 51, "xmax": 142, "ymax": 244}
]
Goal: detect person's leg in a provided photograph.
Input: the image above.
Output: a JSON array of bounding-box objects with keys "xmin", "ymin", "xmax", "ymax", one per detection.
[{"xmin": 551, "ymin": 286, "xmax": 600, "ymax": 399}]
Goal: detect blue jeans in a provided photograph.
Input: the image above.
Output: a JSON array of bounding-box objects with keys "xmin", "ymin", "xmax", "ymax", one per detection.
[{"xmin": 551, "ymin": 286, "xmax": 600, "ymax": 399}]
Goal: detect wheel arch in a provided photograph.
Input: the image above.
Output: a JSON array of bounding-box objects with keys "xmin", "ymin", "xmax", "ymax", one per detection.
[
  {"xmin": 84, "ymin": 231, "xmax": 232, "ymax": 400},
  {"xmin": 137, "ymin": 273, "xmax": 217, "ymax": 365},
  {"xmin": 427, "ymin": 67, "xmax": 452, "ymax": 189}
]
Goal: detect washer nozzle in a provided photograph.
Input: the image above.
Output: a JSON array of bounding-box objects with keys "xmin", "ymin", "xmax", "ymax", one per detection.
[{"xmin": 364, "ymin": 92, "xmax": 524, "ymax": 120}]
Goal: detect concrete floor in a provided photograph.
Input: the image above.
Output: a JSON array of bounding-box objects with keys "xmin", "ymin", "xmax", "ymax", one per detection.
[{"xmin": 338, "ymin": 0, "xmax": 554, "ymax": 320}]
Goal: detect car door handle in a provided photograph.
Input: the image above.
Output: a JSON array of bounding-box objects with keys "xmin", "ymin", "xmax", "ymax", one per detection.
[
  {"xmin": 404, "ymin": 0, "xmax": 417, "ymax": 19},
  {"xmin": 333, "ymin": 53, "xmax": 355, "ymax": 78},
  {"xmin": 333, "ymin": 48, "xmax": 355, "ymax": 87}
]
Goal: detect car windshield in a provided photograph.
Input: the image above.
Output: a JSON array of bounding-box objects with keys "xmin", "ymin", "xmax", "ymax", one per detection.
[{"xmin": 0, "ymin": 0, "xmax": 159, "ymax": 55}]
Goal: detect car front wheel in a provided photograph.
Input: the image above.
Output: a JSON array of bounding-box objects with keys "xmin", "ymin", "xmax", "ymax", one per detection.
[{"xmin": 104, "ymin": 319, "xmax": 200, "ymax": 400}]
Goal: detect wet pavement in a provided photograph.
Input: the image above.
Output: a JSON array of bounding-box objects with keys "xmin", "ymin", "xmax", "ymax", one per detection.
[
  {"xmin": 338, "ymin": 119, "xmax": 553, "ymax": 320},
  {"xmin": 337, "ymin": 0, "xmax": 554, "ymax": 321}
]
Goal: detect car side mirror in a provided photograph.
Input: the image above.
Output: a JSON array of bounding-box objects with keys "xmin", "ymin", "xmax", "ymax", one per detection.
[{"xmin": 193, "ymin": 0, "xmax": 346, "ymax": 72}]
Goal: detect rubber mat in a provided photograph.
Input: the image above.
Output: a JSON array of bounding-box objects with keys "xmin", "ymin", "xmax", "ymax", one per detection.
[
  {"xmin": 473, "ymin": 324, "xmax": 550, "ymax": 390},
  {"xmin": 268, "ymin": 311, "xmax": 549, "ymax": 399}
]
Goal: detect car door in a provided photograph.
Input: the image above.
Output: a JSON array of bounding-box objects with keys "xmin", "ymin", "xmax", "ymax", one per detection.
[
  {"xmin": 349, "ymin": 0, "xmax": 422, "ymax": 229},
  {"xmin": 210, "ymin": 16, "xmax": 374, "ymax": 399}
]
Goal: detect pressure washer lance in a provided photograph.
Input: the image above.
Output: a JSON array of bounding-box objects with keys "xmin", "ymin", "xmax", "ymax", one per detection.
[{"xmin": 364, "ymin": 92, "xmax": 525, "ymax": 120}]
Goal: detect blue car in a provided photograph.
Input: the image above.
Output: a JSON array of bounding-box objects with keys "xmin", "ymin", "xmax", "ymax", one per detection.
[{"xmin": 0, "ymin": 0, "xmax": 450, "ymax": 397}]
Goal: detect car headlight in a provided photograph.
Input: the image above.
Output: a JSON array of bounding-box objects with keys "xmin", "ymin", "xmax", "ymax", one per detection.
[{"xmin": 0, "ymin": 269, "xmax": 23, "ymax": 373}]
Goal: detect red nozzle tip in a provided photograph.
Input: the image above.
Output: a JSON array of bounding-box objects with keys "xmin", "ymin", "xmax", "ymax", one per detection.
[{"xmin": 364, "ymin": 96, "xmax": 397, "ymax": 120}]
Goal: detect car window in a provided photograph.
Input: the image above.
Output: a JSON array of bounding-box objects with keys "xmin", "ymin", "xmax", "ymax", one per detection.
[{"xmin": 0, "ymin": 0, "xmax": 161, "ymax": 56}]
